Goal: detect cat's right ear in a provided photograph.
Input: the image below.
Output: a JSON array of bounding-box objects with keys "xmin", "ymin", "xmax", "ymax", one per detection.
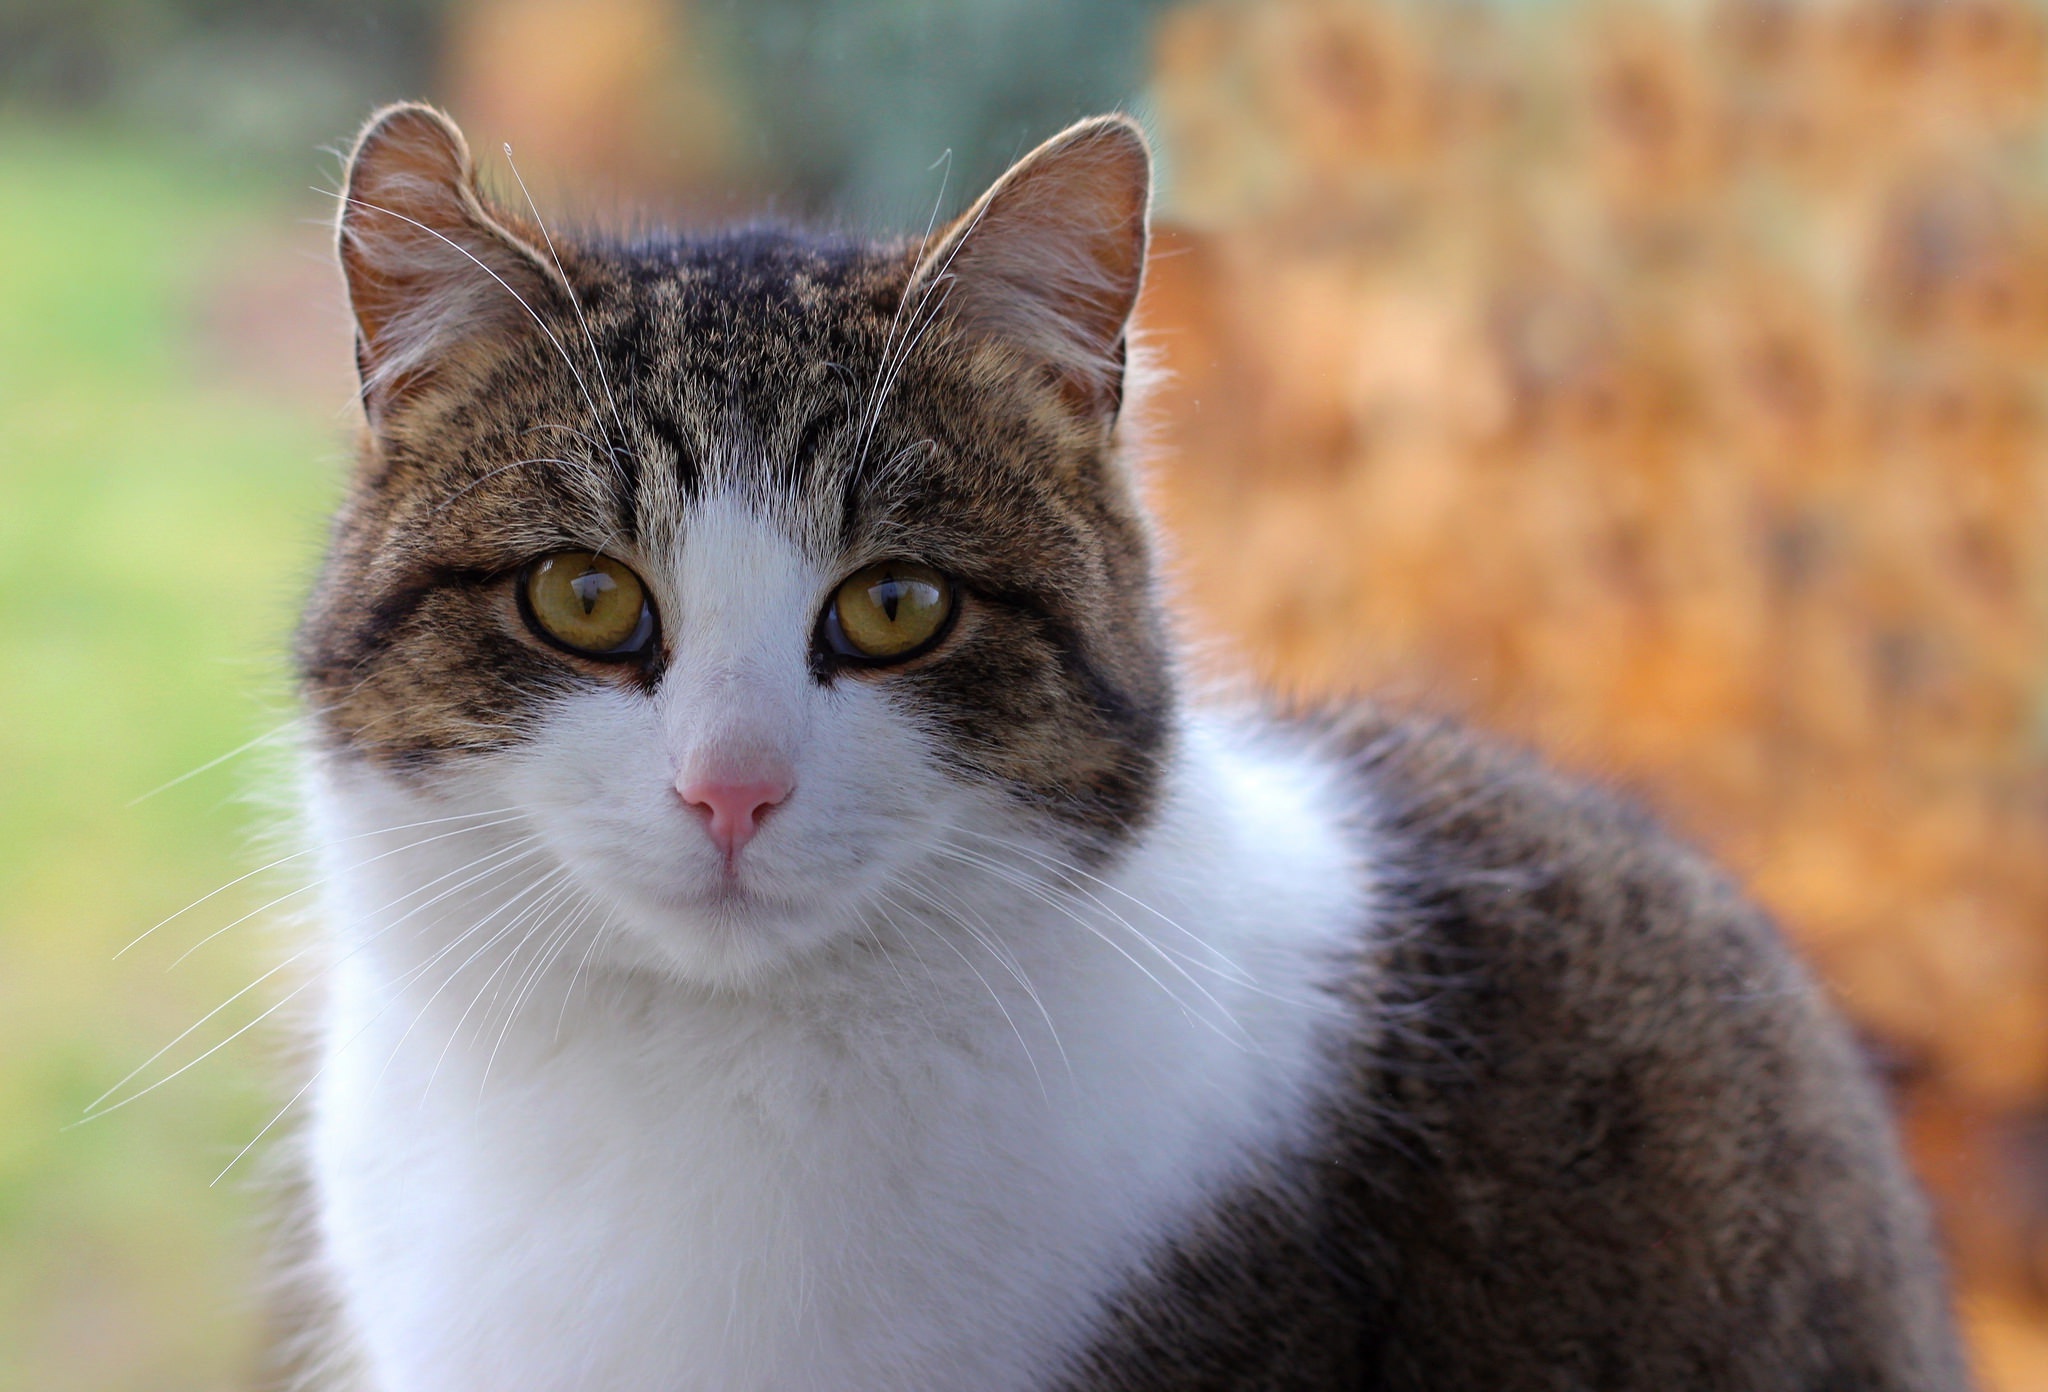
[
  {"xmin": 337, "ymin": 104, "xmax": 559, "ymax": 426},
  {"xmin": 906, "ymin": 116, "xmax": 1151, "ymax": 436}
]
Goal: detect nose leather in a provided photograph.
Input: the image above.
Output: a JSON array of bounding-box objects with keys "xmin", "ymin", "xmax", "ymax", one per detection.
[{"xmin": 676, "ymin": 774, "xmax": 793, "ymax": 860}]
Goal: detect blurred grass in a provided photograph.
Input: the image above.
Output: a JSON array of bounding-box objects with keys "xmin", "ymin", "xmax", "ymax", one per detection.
[{"xmin": 0, "ymin": 123, "xmax": 339, "ymax": 1390}]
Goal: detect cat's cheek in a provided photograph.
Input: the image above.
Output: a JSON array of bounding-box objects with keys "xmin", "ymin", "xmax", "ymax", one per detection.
[{"xmin": 497, "ymin": 688, "xmax": 708, "ymax": 889}]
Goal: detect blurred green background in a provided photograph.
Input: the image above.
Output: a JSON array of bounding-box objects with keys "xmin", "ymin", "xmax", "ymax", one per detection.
[{"xmin": 0, "ymin": 127, "xmax": 336, "ymax": 1390}]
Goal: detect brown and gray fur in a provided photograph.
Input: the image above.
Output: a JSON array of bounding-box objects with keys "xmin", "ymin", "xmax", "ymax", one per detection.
[
  {"xmin": 281, "ymin": 103, "xmax": 1970, "ymax": 1389},
  {"xmin": 1060, "ymin": 708, "xmax": 1968, "ymax": 1390},
  {"xmin": 300, "ymin": 104, "xmax": 1169, "ymax": 848}
]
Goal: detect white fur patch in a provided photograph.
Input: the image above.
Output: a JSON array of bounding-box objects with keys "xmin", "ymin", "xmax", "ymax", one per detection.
[{"xmin": 304, "ymin": 497, "xmax": 1376, "ymax": 1392}]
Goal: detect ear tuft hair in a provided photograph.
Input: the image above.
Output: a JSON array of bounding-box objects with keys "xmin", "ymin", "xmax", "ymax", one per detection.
[
  {"xmin": 337, "ymin": 103, "xmax": 561, "ymax": 424},
  {"xmin": 909, "ymin": 115, "xmax": 1152, "ymax": 430}
]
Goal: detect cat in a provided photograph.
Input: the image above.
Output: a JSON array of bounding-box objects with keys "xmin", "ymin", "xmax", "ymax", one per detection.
[{"xmin": 279, "ymin": 101, "xmax": 1972, "ymax": 1390}]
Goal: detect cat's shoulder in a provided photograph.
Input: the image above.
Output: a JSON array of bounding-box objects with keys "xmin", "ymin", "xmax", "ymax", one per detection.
[
  {"xmin": 1302, "ymin": 697, "xmax": 1872, "ymax": 1158},
  {"xmin": 1304, "ymin": 700, "xmax": 1783, "ymax": 1001},
  {"xmin": 1067, "ymin": 703, "xmax": 1966, "ymax": 1389},
  {"xmin": 1293, "ymin": 701, "xmax": 1960, "ymax": 1385}
]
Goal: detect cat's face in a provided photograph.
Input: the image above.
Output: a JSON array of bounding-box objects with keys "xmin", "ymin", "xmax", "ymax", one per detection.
[{"xmin": 297, "ymin": 106, "xmax": 1171, "ymax": 984}]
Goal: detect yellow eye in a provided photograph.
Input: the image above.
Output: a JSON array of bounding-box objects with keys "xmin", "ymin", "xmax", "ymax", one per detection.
[
  {"xmin": 522, "ymin": 551, "xmax": 654, "ymax": 657},
  {"xmin": 826, "ymin": 561, "xmax": 955, "ymax": 663}
]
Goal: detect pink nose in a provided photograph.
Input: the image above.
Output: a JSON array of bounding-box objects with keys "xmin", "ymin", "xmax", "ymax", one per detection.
[{"xmin": 676, "ymin": 773, "xmax": 792, "ymax": 860}]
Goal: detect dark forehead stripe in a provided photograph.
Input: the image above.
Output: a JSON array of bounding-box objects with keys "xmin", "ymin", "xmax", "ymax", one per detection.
[{"xmin": 581, "ymin": 227, "xmax": 906, "ymax": 513}]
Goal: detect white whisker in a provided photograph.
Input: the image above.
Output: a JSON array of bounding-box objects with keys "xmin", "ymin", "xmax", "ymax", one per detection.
[
  {"xmin": 946, "ymin": 825, "xmax": 1254, "ymax": 983},
  {"xmin": 165, "ymin": 811, "xmax": 532, "ymax": 970},
  {"xmin": 325, "ymin": 189, "xmax": 615, "ymax": 457},
  {"xmin": 116, "ymin": 804, "xmax": 520, "ymax": 960},
  {"xmin": 407, "ymin": 866, "xmax": 579, "ymax": 1103},
  {"xmin": 876, "ymin": 888, "xmax": 1049, "ymax": 1101},
  {"xmin": 84, "ymin": 832, "xmax": 544, "ymax": 1122},
  {"xmin": 930, "ymin": 842, "xmax": 1249, "ymax": 1047},
  {"xmin": 896, "ymin": 866, "xmax": 1071, "ymax": 1078},
  {"xmin": 475, "ymin": 884, "xmax": 601, "ymax": 1098},
  {"xmin": 125, "ymin": 719, "xmax": 298, "ymax": 807},
  {"xmin": 366, "ymin": 859, "xmax": 570, "ymax": 1084},
  {"xmin": 503, "ymin": 144, "xmax": 633, "ymax": 458},
  {"xmin": 554, "ymin": 905, "xmax": 617, "ymax": 1040}
]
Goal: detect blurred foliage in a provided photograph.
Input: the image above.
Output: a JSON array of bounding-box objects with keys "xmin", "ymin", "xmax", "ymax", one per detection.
[
  {"xmin": 1136, "ymin": 0, "xmax": 2048, "ymax": 1382},
  {"xmin": 0, "ymin": 0, "xmax": 1169, "ymax": 210},
  {"xmin": 0, "ymin": 0, "xmax": 442, "ymax": 165},
  {"xmin": 709, "ymin": 0, "xmax": 1170, "ymax": 214},
  {"xmin": 438, "ymin": 0, "xmax": 1173, "ymax": 217}
]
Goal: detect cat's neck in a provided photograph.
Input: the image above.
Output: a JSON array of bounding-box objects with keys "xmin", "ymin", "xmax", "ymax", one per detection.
[{"xmin": 306, "ymin": 710, "xmax": 1376, "ymax": 1390}]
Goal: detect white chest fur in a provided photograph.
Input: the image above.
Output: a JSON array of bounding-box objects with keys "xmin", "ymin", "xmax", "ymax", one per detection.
[{"xmin": 306, "ymin": 717, "xmax": 1373, "ymax": 1392}]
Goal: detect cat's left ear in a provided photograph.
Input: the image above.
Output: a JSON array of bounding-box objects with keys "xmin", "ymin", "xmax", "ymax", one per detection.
[{"xmin": 908, "ymin": 115, "xmax": 1151, "ymax": 433}]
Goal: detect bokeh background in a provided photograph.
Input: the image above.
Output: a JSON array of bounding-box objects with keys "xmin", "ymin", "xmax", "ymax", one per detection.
[{"xmin": 3, "ymin": 0, "xmax": 2046, "ymax": 1386}]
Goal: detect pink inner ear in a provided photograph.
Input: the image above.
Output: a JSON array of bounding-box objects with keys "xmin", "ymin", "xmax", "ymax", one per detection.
[
  {"xmin": 911, "ymin": 117, "xmax": 1152, "ymax": 424},
  {"xmin": 337, "ymin": 104, "xmax": 555, "ymax": 417},
  {"xmin": 340, "ymin": 107, "xmax": 477, "ymax": 352}
]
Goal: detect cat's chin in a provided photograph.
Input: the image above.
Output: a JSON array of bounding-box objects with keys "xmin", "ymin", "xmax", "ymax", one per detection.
[
  {"xmin": 605, "ymin": 880, "xmax": 858, "ymax": 988},
  {"xmin": 648, "ymin": 877, "xmax": 773, "ymax": 915}
]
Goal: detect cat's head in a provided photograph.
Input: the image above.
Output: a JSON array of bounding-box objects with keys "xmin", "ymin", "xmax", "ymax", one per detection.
[{"xmin": 297, "ymin": 104, "xmax": 1174, "ymax": 985}]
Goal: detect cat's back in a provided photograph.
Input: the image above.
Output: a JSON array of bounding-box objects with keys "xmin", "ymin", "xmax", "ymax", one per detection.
[{"xmin": 1065, "ymin": 705, "xmax": 1970, "ymax": 1391}]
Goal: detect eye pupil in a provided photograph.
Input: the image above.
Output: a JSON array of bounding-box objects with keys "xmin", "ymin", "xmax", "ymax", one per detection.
[
  {"xmin": 570, "ymin": 569, "xmax": 611, "ymax": 615},
  {"xmin": 828, "ymin": 562, "xmax": 954, "ymax": 664}
]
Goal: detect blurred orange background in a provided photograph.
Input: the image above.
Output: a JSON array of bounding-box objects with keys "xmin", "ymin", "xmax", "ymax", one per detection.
[
  {"xmin": 1130, "ymin": 3, "xmax": 2048, "ymax": 1381},
  {"xmin": 1135, "ymin": 4, "xmax": 2048, "ymax": 1381}
]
